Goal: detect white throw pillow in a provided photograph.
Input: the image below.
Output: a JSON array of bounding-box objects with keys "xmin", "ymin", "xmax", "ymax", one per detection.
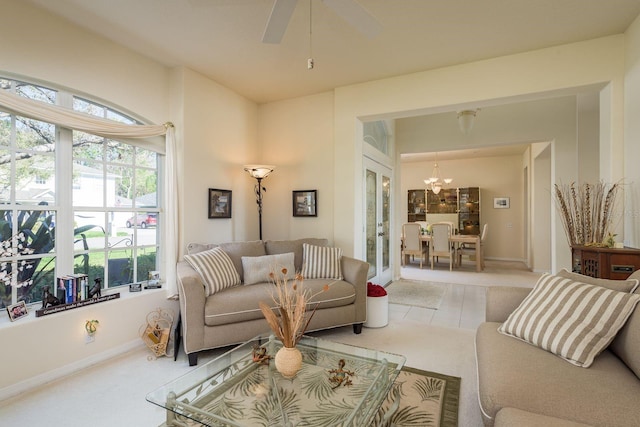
[
  {"xmin": 241, "ymin": 252, "xmax": 296, "ymax": 285},
  {"xmin": 498, "ymin": 273, "xmax": 640, "ymax": 367},
  {"xmin": 183, "ymin": 247, "xmax": 241, "ymax": 296},
  {"xmin": 301, "ymin": 243, "xmax": 343, "ymax": 280}
]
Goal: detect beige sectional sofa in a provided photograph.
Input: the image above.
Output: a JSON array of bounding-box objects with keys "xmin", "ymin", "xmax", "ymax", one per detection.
[
  {"xmin": 176, "ymin": 238, "xmax": 369, "ymax": 366},
  {"xmin": 476, "ymin": 270, "xmax": 640, "ymax": 426}
]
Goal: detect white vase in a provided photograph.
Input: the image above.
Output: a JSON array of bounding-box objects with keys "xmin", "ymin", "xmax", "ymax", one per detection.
[
  {"xmin": 364, "ymin": 295, "xmax": 389, "ymax": 328},
  {"xmin": 274, "ymin": 346, "xmax": 303, "ymax": 378}
]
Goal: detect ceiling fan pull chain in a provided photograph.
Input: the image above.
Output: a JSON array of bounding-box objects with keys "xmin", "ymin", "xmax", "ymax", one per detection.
[{"xmin": 308, "ymin": 0, "xmax": 314, "ymax": 70}]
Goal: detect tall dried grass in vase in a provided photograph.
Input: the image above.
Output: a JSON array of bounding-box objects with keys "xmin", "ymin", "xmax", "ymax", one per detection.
[
  {"xmin": 554, "ymin": 181, "xmax": 620, "ymax": 247},
  {"xmin": 259, "ymin": 268, "xmax": 329, "ymax": 348}
]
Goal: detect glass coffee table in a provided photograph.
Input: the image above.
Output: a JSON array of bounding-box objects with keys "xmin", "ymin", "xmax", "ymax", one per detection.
[{"xmin": 147, "ymin": 334, "xmax": 405, "ymax": 426}]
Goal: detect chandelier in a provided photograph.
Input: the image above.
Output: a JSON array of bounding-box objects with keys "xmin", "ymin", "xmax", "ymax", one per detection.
[{"xmin": 424, "ymin": 154, "xmax": 452, "ymax": 195}]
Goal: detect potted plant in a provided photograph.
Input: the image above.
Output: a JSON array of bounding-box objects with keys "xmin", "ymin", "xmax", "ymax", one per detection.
[{"xmin": 364, "ymin": 282, "xmax": 388, "ymax": 328}]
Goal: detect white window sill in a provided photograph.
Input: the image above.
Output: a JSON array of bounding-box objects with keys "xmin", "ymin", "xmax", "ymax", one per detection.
[{"xmin": 0, "ymin": 286, "xmax": 165, "ymax": 330}]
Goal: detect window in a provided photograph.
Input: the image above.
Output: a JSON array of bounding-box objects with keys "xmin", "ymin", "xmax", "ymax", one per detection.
[{"xmin": 0, "ymin": 78, "xmax": 161, "ymax": 309}]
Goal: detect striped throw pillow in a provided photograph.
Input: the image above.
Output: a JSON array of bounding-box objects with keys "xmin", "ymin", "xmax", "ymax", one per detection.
[
  {"xmin": 498, "ymin": 273, "xmax": 640, "ymax": 367},
  {"xmin": 301, "ymin": 243, "xmax": 343, "ymax": 280},
  {"xmin": 184, "ymin": 247, "xmax": 241, "ymax": 296}
]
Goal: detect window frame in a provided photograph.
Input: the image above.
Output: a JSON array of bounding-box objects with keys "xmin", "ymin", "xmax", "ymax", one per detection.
[{"xmin": 0, "ymin": 76, "xmax": 163, "ymax": 309}]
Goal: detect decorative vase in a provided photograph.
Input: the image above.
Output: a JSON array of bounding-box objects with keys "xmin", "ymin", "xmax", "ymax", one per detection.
[
  {"xmin": 275, "ymin": 346, "xmax": 303, "ymax": 378},
  {"xmin": 364, "ymin": 295, "xmax": 389, "ymax": 328}
]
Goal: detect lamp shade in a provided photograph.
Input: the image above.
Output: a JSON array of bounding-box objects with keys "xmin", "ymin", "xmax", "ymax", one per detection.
[
  {"xmin": 244, "ymin": 165, "xmax": 275, "ymax": 179},
  {"xmin": 457, "ymin": 109, "xmax": 478, "ymax": 134}
]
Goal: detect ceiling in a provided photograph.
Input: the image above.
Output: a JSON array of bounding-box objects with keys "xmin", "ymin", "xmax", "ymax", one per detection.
[{"xmin": 25, "ymin": 0, "xmax": 640, "ymax": 105}]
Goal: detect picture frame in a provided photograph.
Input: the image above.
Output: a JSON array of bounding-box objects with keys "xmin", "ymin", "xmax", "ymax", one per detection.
[
  {"xmin": 208, "ymin": 189, "xmax": 232, "ymax": 218},
  {"xmin": 293, "ymin": 190, "xmax": 317, "ymax": 217},
  {"xmin": 7, "ymin": 301, "xmax": 28, "ymax": 321},
  {"xmin": 494, "ymin": 197, "xmax": 510, "ymax": 209}
]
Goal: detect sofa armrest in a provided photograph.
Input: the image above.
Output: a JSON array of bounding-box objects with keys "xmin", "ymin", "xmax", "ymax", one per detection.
[
  {"xmin": 177, "ymin": 260, "xmax": 207, "ymax": 353},
  {"xmin": 485, "ymin": 286, "xmax": 532, "ymax": 323},
  {"xmin": 341, "ymin": 256, "xmax": 369, "ymax": 322}
]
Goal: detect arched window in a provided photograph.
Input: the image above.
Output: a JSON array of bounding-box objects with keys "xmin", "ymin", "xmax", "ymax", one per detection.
[{"xmin": 0, "ymin": 77, "xmax": 161, "ymax": 309}]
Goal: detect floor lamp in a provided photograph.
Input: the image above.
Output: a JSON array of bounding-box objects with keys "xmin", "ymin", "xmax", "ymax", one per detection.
[{"xmin": 243, "ymin": 165, "xmax": 275, "ymax": 240}]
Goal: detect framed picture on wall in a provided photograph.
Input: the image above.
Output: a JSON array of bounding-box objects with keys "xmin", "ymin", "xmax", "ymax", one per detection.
[
  {"xmin": 208, "ymin": 189, "xmax": 232, "ymax": 218},
  {"xmin": 493, "ymin": 197, "xmax": 510, "ymax": 209},
  {"xmin": 293, "ymin": 190, "xmax": 317, "ymax": 217}
]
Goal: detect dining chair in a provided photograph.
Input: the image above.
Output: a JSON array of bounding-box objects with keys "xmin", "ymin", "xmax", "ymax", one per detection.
[
  {"xmin": 457, "ymin": 223, "xmax": 488, "ymax": 268},
  {"xmin": 430, "ymin": 223, "xmax": 454, "ymax": 271},
  {"xmin": 401, "ymin": 223, "xmax": 428, "ymax": 268}
]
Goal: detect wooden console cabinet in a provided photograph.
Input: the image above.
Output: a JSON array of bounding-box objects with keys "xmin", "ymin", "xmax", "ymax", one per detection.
[{"xmin": 571, "ymin": 245, "xmax": 640, "ymax": 279}]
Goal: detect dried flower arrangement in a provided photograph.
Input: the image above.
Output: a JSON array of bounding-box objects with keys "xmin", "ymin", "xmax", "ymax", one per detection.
[
  {"xmin": 554, "ymin": 181, "xmax": 620, "ymax": 247},
  {"xmin": 259, "ymin": 268, "xmax": 329, "ymax": 348}
]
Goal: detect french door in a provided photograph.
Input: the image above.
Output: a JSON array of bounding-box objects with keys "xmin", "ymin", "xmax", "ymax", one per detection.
[{"xmin": 364, "ymin": 157, "xmax": 392, "ymax": 285}]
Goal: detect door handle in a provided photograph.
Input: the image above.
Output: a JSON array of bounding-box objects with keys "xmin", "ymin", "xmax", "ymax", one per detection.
[{"xmin": 378, "ymin": 232, "xmax": 386, "ymax": 236}]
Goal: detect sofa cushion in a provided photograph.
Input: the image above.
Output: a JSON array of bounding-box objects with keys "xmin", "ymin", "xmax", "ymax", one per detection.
[
  {"xmin": 204, "ymin": 278, "xmax": 355, "ymax": 327},
  {"xmin": 183, "ymin": 247, "xmax": 241, "ymax": 296},
  {"xmin": 241, "ymin": 252, "xmax": 295, "ymax": 285},
  {"xmin": 477, "ymin": 322, "xmax": 640, "ymax": 426},
  {"xmin": 218, "ymin": 241, "xmax": 266, "ymax": 282},
  {"xmin": 265, "ymin": 238, "xmax": 328, "ymax": 272},
  {"xmin": 494, "ymin": 408, "xmax": 593, "ymax": 427},
  {"xmin": 610, "ymin": 284, "xmax": 640, "ymax": 379},
  {"xmin": 186, "ymin": 242, "xmax": 216, "ymax": 255},
  {"xmin": 301, "ymin": 243, "xmax": 343, "ymax": 280},
  {"xmin": 498, "ymin": 273, "xmax": 640, "ymax": 367},
  {"xmin": 557, "ymin": 268, "xmax": 639, "ymax": 293}
]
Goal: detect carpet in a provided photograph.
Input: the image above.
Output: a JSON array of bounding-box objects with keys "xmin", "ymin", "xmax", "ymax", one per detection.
[
  {"xmin": 386, "ymin": 279, "xmax": 448, "ymax": 309},
  {"xmin": 370, "ymin": 366, "xmax": 461, "ymax": 427}
]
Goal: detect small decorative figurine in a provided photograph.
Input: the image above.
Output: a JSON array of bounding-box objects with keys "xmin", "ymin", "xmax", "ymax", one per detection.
[
  {"xmin": 88, "ymin": 278, "xmax": 102, "ymax": 298},
  {"xmin": 252, "ymin": 345, "xmax": 272, "ymax": 365},
  {"xmin": 328, "ymin": 359, "xmax": 355, "ymax": 388},
  {"xmin": 42, "ymin": 287, "xmax": 62, "ymax": 308}
]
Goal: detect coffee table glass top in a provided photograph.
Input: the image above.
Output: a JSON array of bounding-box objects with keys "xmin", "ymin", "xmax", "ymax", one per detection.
[{"xmin": 147, "ymin": 334, "xmax": 406, "ymax": 426}]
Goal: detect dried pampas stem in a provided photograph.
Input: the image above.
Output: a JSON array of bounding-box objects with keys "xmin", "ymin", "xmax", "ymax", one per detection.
[{"xmin": 554, "ymin": 181, "xmax": 620, "ymax": 247}]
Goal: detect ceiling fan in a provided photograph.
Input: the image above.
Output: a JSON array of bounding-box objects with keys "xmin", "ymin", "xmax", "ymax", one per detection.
[{"xmin": 262, "ymin": 0, "xmax": 382, "ymax": 44}]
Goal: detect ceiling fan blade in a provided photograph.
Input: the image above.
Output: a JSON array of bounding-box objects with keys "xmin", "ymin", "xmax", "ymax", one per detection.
[
  {"xmin": 322, "ymin": 0, "xmax": 382, "ymax": 39},
  {"xmin": 262, "ymin": 0, "xmax": 298, "ymax": 44}
]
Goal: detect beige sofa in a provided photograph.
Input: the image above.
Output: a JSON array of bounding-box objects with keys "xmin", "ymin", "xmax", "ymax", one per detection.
[
  {"xmin": 176, "ymin": 238, "xmax": 369, "ymax": 366},
  {"xmin": 476, "ymin": 271, "xmax": 640, "ymax": 426}
]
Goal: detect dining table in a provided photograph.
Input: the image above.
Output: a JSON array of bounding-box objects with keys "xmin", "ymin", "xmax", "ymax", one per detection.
[{"xmin": 419, "ymin": 233, "xmax": 483, "ymax": 272}]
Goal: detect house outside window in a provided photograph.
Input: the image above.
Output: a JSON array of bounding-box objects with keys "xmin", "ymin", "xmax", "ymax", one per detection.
[{"xmin": 0, "ymin": 78, "xmax": 161, "ymax": 309}]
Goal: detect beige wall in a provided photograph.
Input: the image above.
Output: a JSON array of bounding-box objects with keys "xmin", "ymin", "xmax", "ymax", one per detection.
[
  {"xmin": 1, "ymin": 0, "xmax": 639, "ymax": 397},
  {"xmin": 177, "ymin": 67, "xmax": 259, "ymax": 248},
  {"xmin": 0, "ymin": 1, "xmax": 260, "ymax": 394},
  {"xmin": 624, "ymin": 14, "xmax": 640, "ymax": 248},
  {"xmin": 0, "ymin": 1, "xmax": 169, "ymax": 125},
  {"xmin": 257, "ymin": 92, "xmax": 336, "ymax": 241},
  {"xmin": 333, "ymin": 36, "xmax": 625, "ymax": 276},
  {"xmin": 395, "ymin": 96, "xmax": 582, "ymax": 272},
  {"xmin": 402, "ymin": 156, "xmax": 524, "ymax": 262}
]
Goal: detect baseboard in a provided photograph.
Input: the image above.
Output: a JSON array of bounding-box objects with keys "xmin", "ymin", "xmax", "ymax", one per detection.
[{"xmin": 0, "ymin": 339, "xmax": 145, "ymax": 402}]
